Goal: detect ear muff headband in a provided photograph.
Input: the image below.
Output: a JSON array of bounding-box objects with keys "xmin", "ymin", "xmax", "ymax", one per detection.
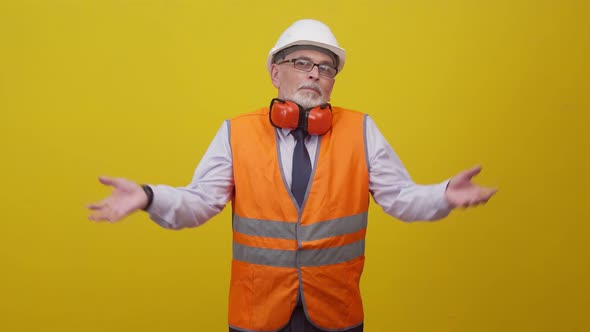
[{"xmin": 269, "ymin": 98, "xmax": 333, "ymax": 136}]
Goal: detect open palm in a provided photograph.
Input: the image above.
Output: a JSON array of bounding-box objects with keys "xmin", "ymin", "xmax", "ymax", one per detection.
[{"xmin": 87, "ymin": 176, "xmax": 147, "ymax": 222}]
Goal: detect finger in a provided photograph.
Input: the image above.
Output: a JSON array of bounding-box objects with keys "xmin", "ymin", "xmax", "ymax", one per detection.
[
  {"xmin": 452, "ymin": 165, "xmax": 482, "ymax": 185},
  {"xmin": 89, "ymin": 208, "xmax": 119, "ymax": 222},
  {"xmin": 86, "ymin": 199, "xmax": 108, "ymax": 210},
  {"xmin": 463, "ymin": 165, "xmax": 482, "ymax": 179},
  {"xmin": 479, "ymin": 187, "xmax": 497, "ymax": 200},
  {"xmin": 473, "ymin": 188, "xmax": 497, "ymax": 205},
  {"xmin": 98, "ymin": 176, "xmax": 118, "ymax": 186},
  {"xmin": 88, "ymin": 211, "xmax": 109, "ymax": 222},
  {"xmin": 485, "ymin": 188, "xmax": 498, "ymax": 200},
  {"xmin": 467, "ymin": 196, "xmax": 484, "ymax": 207}
]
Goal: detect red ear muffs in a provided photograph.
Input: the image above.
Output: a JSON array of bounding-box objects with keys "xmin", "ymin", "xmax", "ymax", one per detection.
[
  {"xmin": 269, "ymin": 99, "xmax": 300, "ymax": 130},
  {"xmin": 269, "ymin": 98, "xmax": 333, "ymax": 135},
  {"xmin": 306, "ymin": 105, "xmax": 332, "ymax": 136}
]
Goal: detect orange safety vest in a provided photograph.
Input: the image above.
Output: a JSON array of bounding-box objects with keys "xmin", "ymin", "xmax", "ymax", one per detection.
[{"xmin": 229, "ymin": 106, "xmax": 369, "ymax": 331}]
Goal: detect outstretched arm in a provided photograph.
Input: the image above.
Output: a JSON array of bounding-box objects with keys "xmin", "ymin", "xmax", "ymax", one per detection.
[
  {"xmin": 366, "ymin": 116, "xmax": 496, "ymax": 221},
  {"xmin": 87, "ymin": 121, "xmax": 234, "ymax": 229}
]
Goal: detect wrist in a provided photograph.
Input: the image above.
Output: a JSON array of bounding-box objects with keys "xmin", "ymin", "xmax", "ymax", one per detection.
[{"xmin": 141, "ymin": 185, "xmax": 154, "ymax": 211}]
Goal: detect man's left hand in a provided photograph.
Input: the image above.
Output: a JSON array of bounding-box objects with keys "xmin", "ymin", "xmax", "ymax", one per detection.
[{"xmin": 445, "ymin": 165, "xmax": 497, "ymax": 208}]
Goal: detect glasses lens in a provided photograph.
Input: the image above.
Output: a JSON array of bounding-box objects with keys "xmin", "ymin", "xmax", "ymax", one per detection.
[
  {"xmin": 290, "ymin": 59, "xmax": 337, "ymax": 78},
  {"xmin": 293, "ymin": 59, "xmax": 313, "ymax": 71},
  {"xmin": 318, "ymin": 65, "xmax": 337, "ymax": 78}
]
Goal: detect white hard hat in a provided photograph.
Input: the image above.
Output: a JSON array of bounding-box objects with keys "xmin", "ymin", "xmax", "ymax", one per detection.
[{"xmin": 267, "ymin": 19, "xmax": 346, "ymax": 74}]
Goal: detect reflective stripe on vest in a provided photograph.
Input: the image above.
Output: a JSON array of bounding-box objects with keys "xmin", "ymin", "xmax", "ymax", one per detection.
[{"xmin": 233, "ymin": 213, "xmax": 367, "ymax": 267}]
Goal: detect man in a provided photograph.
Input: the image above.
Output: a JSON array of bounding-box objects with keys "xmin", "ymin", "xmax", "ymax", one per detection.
[{"xmin": 88, "ymin": 19, "xmax": 496, "ymax": 332}]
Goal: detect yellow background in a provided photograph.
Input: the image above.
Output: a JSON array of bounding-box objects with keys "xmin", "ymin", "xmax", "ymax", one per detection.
[{"xmin": 1, "ymin": 0, "xmax": 588, "ymax": 331}]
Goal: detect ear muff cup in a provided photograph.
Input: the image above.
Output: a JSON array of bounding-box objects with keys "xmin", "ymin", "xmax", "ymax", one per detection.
[
  {"xmin": 306, "ymin": 106, "xmax": 332, "ymax": 136},
  {"xmin": 269, "ymin": 98, "xmax": 332, "ymax": 136},
  {"xmin": 269, "ymin": 99, "xmax": 300, "ymax": 130}
]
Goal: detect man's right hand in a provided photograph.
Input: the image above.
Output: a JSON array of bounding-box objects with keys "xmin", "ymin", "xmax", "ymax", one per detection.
[{"xmin": 87, "ymin": 176, "xmax": 148, "ymax": 222}]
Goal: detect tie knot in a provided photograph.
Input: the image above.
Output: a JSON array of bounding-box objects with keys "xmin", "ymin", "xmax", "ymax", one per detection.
[{"xmin": 291, "ymin": 128, "xmax": 308, "ymax": 142}]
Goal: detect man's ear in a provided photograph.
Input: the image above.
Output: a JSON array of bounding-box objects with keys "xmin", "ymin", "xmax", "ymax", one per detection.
[{"xmin": 270, "ymin": 64, "xmax": 280, "ymax": 89}]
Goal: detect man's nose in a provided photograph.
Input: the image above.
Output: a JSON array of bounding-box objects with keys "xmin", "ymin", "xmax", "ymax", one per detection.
[{"xmin": 307, "ymin": 64, "xmax": 320, "ymax": 79}]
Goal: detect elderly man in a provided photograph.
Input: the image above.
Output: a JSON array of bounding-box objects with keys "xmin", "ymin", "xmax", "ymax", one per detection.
[{"xmin": 88, "ymin": 19, "xmax": 496, "ymax": 332}]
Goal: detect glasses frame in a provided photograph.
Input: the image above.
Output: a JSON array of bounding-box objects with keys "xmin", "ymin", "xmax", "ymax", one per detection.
[{"xmin": 277, "ymin": 58, "xmax": 339, "ymax": 78}]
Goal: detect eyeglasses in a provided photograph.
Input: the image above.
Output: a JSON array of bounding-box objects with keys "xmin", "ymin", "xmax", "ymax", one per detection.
[{"xmin": 277, "ymin": 58, "xmax": 338, "ymax": 78}]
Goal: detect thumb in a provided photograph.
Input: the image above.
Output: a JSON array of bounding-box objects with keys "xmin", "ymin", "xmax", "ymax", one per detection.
[
  {"xmin": 450, "ymin": 165, "xmax": 481, "ymax": 187},
  {"xmin": 98, "ymin": 176, "xmax": 118, "ymax": 186},
  {"xmin": 460, "ymin": 164, "xmax": 482, "ymax": 180}
]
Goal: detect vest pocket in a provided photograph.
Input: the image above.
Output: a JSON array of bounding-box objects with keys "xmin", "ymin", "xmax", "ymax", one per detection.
[
  {"xmin": 301, "ymin": 255, "xmax": 366, "ymax": 329},
  {"xmin": 228, "ymin": 259, "xmax": 299, "ymax": 331},
  {"xmin": 344, "ymin": 255, "xmax": 365, "ymax": 324},
  {"xmin": 228, "ymin": 259, "xmax": 254, "ymax": 327}
]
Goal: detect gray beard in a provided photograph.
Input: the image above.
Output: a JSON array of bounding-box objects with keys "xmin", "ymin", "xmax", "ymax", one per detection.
[{"xmin": 289, "ymin": 92, "xmax": 326, "ymax": 109}]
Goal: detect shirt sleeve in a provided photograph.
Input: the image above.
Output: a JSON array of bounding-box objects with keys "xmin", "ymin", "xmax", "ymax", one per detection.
[
  {"xmin": 147, "ymin": 121, "xmax": 234, "ymax": 229},
  {"xmin": 365, "ymin": 115, "xmax": 453, "ymax": 221}
]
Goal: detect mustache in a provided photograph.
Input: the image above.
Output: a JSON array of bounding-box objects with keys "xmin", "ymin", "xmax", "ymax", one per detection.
[{"xmin": 298, "ymin": 83, "xmax": 322, "ymax": 96}]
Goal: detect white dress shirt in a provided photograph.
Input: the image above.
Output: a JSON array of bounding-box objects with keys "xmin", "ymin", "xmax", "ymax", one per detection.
[{"xmin": 148, "ymin": 115, "xmax": 452, "ymax": 229}]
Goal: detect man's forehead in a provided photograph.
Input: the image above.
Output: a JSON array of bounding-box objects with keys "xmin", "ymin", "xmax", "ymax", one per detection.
[{"xmin": 282, "ymin": 45, "xmax": 337, "ymax": 63}]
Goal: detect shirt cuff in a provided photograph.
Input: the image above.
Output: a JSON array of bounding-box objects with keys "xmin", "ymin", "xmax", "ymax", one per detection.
[
  {"xmin": 435, "ymin": 179, "xmax": 453, "ymax": 217},
  {"xmin": 144, "ymin": 184, "xmax": 177, "ymax": 229}
]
